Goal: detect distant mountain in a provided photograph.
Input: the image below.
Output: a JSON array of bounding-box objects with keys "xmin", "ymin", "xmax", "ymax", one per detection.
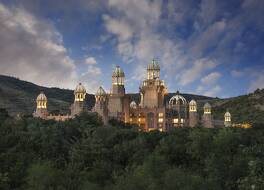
[{"xmin": 0, "ymin": 75, "xmax": 263, "ymax": 124}]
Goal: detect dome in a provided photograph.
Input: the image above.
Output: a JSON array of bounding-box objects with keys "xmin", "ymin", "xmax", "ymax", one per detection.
[
  {"xmin": 112, "ymin": 65, "xmax": 125, "ymax": 77},
  {"xmin": 147, "ymin": 59, "xmax": 160, "ymax": 70},
  {"xmin": 225, "ymin": 111, "xmax": 231, "ymax": 117},
  {"xmin": 189, "ymin": 99, "xmax": 197, "ymax": 106},
  {"xmin": 169, "ymin": 93, "xmax": 187, "ymax": 105},
  {"xmin": 36, "ymin": 92, "xmax": 47, "ymax": 102},
  {"xmin": 130, "ymin": 101, "xmax": 137, "ymax": 109},
  {"xmin": 96, "ymin": 86, "xmax": 106, "ymax": 96},
  {"xmin": 204, "ymin": 102, "xmax": 211, "ymax": 108},
  {"xmin": 74, "ymin": 83, "xmax": 86, "ymax": 94}
]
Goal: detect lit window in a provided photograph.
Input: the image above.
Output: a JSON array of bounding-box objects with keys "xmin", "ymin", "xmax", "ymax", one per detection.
[
  {"xmin": 173, "ymin": 118, "xmax": 178, "ymax": 123},
  {"xmin": 158, "ymin": 113, "xmax": 163, "ymax": 117},
  {"xmin": 158, "ymin": 118, "xmax": 163, "ymax": 123}
]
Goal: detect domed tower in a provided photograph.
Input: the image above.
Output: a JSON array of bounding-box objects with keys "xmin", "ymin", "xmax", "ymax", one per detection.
[
  {"xmin": 71, "ymin": 83, "xmax": 87, "ymax": 116},
  {"xmin": 224, "ymin": 111, "xmax": 232, "ymax": 127},
  {"xmin": 168, "ymin": 92, "xmax": 188, "ymax": 127},
  {"xmin": 33, "ymin": 92, "xmax": 48, "ymax": 118},
  {"xmin": 202, "ymin": 102, "xmax": 213, "ymax": 128},
  {"xmin": 108, "ymin": 65, "xmax": 127, "ymax": 121},
  {"xmin": 140, "ymin": 59, "xmax": 166, "ymax": 108},
  {"xmin": 111, "ymin": 65, "xmax": 125, "ymax": 96},
  {"xmin": 189, "ymin": 99, "xmax": 198, "ymax": 127},
  {"xmin": 93, "ymin": 86, "xmax": 108, "ymax": 124}
]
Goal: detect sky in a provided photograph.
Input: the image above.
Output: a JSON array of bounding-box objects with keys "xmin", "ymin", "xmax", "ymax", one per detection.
[{"xmin": 0, "ymin": 0, "xmax": 263, "ymax": 98}]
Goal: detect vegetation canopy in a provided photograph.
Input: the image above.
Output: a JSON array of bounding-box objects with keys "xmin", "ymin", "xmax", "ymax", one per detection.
[{"xmin": 0, "ymin": 109, "xmax": 264, "ymax": 190}]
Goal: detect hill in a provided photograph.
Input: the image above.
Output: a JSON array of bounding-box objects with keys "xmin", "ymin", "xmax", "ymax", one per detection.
[
  {"xmin": 210, "ymin": 88, "xmax": 264, "ymax": 124},
  {"xmin": 0, "ymin": 75, "xmax": 263, "ymax": 124},
  {"xmin": 0, "ymin": 75, "xmax": 95, "ymax": 116}
]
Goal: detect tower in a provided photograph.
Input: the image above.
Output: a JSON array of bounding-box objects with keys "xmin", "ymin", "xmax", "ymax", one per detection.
[
  {"xmin": 93, "ymin": 86, "xmax": 108, "ymax": 125},
  {"xmin": 111, "ymin": 65, "xmax": 125, "ymax": 96},
  {"xmin": 202, "ymin": 102, "xmax": 213, "ymax": 128},
  {"xmin": 138, "ymin": 59, "xmax": 167, "ymax": 131},
  {"xmin": 140, "ymin": 59, "xmax": 166, "ymax": 108},
  {"xmin": 108, "ymin": 66, "xmax": 126, "ymax": 120},
  {"xmin": 189, "ymin": 99, "xmax": 198, "ymax": 127},
  {"xmin": 33, "ymin": 92, "xmax": 48, "ymax": 118},
  {"xmin": 71, "ymin": 83, "xmax": 86, "ymax": 116},
  {"xmin": 224, "ymin": 111, "xmax": 232, "ymax": 127}
]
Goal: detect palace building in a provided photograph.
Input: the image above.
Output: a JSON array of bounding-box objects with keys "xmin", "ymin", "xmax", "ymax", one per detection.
[{"xmin": 33, "ymin": 59, "xmax": 231, "ymax": 130}]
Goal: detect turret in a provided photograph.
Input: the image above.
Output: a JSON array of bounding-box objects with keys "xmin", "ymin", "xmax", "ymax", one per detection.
[
  {"xmin": 224, "ymin": 111, "xmax": 232, "ymax": 127},
  {"xmin": 94, "ymin": 86, "xmax": 108, "ymax": 124},
  {"xmin": 71, "ymin": 83, "xmax": 87, "ymax": 116},
  {"xmin": 139, "ymin": 59, "xmax": 166, "ymax": 108},
  {"xmin": 202, "ymin": 102, "xmax": 213, "ymax": 128},
  {"xmin": 74, "ymin": 83, "xmax": 86, "ymax": 102},
  {"xmin": 189, "ymin": 99, "xmax": 198, "ymax": 127},
  {"xmin": 147, "ymin": 59, "xmax": 160, "ymax": 80},
  {"xmin": 33, "ymin": 92, "xmax": 48, "ymax": 118},
  {"xmin": 111, "ymin": 65, "xmax": 125, "ymax": 96}
]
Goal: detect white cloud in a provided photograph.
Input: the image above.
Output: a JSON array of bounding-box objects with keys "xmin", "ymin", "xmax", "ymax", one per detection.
[
  {"xmin": 203, "ymin": 85, "xmax": 221, "ymax": 97},
  {"xmin": 85, "ymin": 57, "xmax": 97, "ymax": 65},
  {"xmin": 201, "ymin": 72, "xmax": 221, "ymax": 85},
  {"xmin": 0, "ymin": 3, "xmax": 77, "ymax": 89},
  {"xmin": 179, "ymin": 58, "xmax": 217, "ymax": 85}
]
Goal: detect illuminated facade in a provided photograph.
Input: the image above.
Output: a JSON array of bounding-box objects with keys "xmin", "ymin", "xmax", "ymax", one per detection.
[
  {"xmin": 33, "ymin": 83, "xmax": 87, "ymax": 121},
  {"xmin": 33, "ymin": 59, "xmax": 231, "ymax": 129},
  {"xmin": 93, "ymin": 60, "xmax": 231, "ymax": 130}
]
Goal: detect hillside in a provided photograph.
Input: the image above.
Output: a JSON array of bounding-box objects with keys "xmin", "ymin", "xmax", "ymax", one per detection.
[
  {"xmin": 0, "ymin": 75, "xmax": 95, "ymax": 116},
  {"xmin": 0, "ymin": 75, "xmax": 263, "ymax": 124},
  {"xmin": 210, "ymin": 89, "xmax": 264, "ymax": 124}
]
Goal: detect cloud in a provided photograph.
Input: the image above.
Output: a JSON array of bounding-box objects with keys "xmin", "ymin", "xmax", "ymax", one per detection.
[
  {"xmin": 203, "ymin": 85, "xmax": 221, "ymax": 97},
  {"xmin": 85, "ymin": 57, "xmax": 97, "ymax": 65},
  {"xmin": 179, "ymin": 58, "xmax": 217, "ymax": 85},
  {"xmin": 231, "ymin": 70, "xmax": 244, "ymax": 77},
  {"xmin": 248, "ymin": 69, "xmax": 264, "ymax": 92},
  {"xmin": 201, "ymin": 72, "xmax": 221, "ymax": 85},
  {"xmin": 0, "ymin": 3, "xmax": 77, "ymax": 88}
]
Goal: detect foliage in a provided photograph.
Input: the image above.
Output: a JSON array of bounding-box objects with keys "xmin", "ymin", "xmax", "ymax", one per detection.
[{"xmin": 0, "ymin": 110, "xmax": 264, "ymax": 189}]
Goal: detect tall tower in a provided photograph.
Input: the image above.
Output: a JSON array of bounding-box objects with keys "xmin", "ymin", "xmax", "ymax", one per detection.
[
  {"xmin": 111, "ymin": 65, "xmax": 125, "ymax": 96},
  {"xmin": 33, "ymin": 92, "xmax": 48, "ymax": 118},
  {"xmin": 71, "ymin": 83, "xmax": 86, "ymax": 116},
  {"xmin": 189, "ymin": 99, "xmax": 198, "ymax": 127},
  {"xmin": 140, "ymin": 59, "xmax": 166, "ymax": 108},
  {"xmin": 93, "ymin": 86, "xmax": 108, "ymax": 125},
  {"xmin": 108, "ymin": 66, "xmax": 126, "ymax": 120},
  {"xmin": 224, "ymin": 111, "xmax": 232, "ymax": 127},
  {"xmin": 202, "ymin": 102, "xmax": 213, "ymax": 128}
]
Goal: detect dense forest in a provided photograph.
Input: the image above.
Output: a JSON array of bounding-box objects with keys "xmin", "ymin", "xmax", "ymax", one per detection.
[{"xmin": 0, "ymin": 108, "xmax": 264, "ymax": 190}]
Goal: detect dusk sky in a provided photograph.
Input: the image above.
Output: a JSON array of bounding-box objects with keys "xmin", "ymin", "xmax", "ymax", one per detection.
[{"xmin": 0, "ymin": 0, "xmax": 263, "ymax": 97}]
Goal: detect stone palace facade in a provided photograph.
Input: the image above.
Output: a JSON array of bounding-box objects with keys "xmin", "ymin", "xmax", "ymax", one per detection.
[{"xmin": 33, "ymin": 60, "xmax": 232, "ymax": 131}]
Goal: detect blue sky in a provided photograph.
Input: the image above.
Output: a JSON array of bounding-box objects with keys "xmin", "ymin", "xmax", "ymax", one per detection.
[{"xmin": 0, "ymin": 0, "xmax": 263, "ymax": 97}]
